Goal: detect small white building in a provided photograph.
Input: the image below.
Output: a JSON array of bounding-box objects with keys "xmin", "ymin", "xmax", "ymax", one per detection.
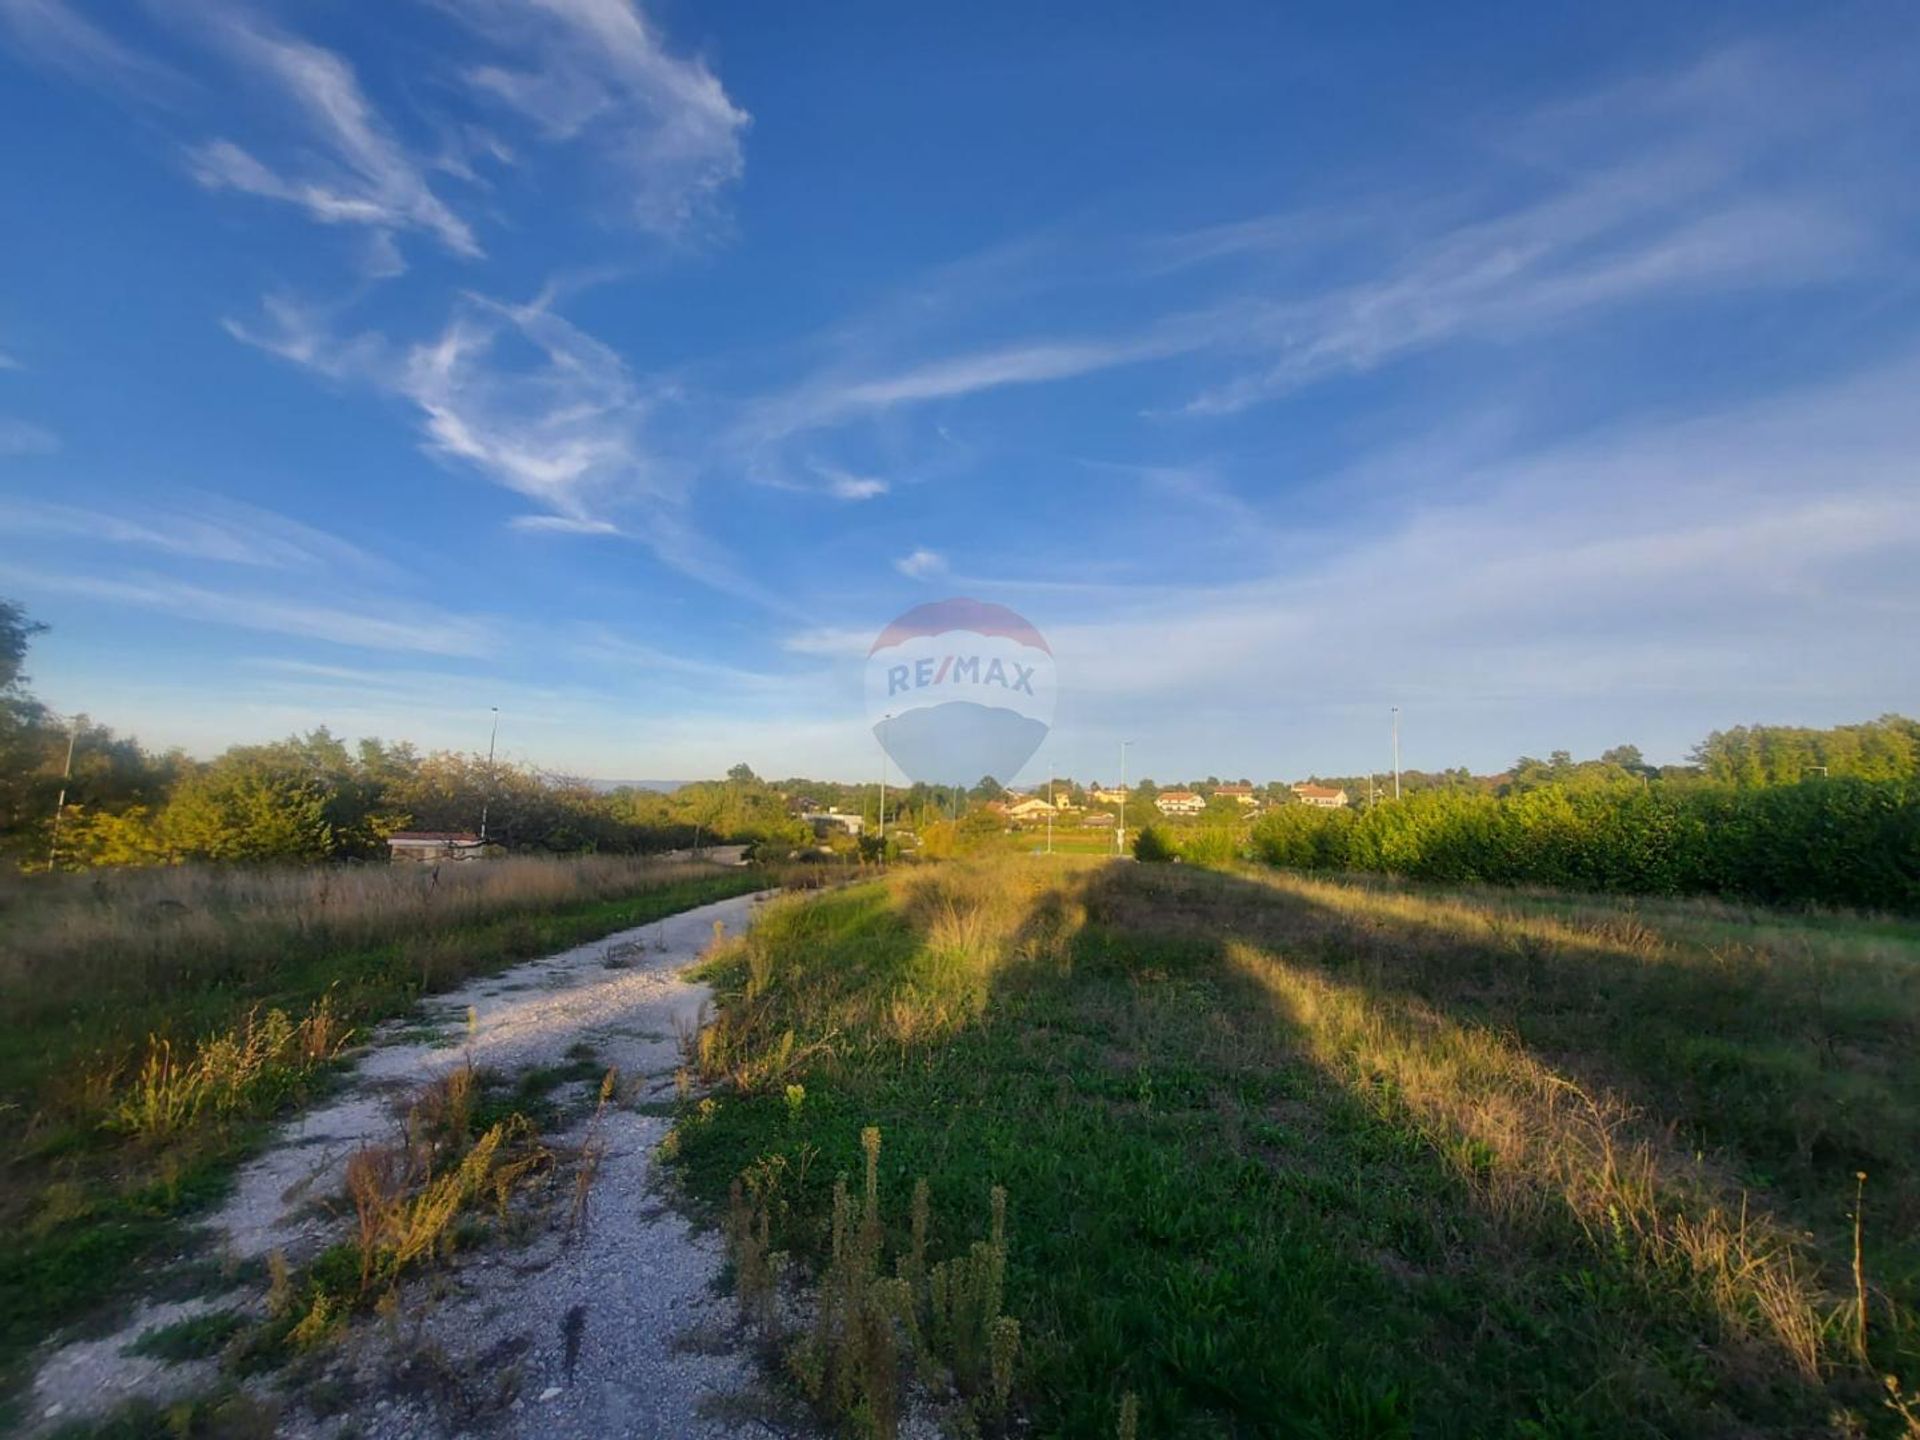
[
  {"xmin": 387, "ymin": 831, "xmax": 484, "ymax": 862},
  {"xmin": 1291, "ymin": 784, "xmax": 1350, "ymax": 809},
  {"xmin": 1155, "ymin": 790, "xmax": 1205, "ymax": 816},
  {"xmin": 803, "ymin": 809, "xmax": 865, "ymax": 837}
]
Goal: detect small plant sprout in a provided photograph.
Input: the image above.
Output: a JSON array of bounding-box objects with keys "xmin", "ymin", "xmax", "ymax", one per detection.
[{"xmin": 784, "ymin": 1082, "xmax": 806, "ymax": 1126}]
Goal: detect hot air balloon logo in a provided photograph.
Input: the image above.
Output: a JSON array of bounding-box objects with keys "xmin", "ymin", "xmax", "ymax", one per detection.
[{"xmin": 865, "ymin": 598, "xmax": 1054, "ymax": 787}]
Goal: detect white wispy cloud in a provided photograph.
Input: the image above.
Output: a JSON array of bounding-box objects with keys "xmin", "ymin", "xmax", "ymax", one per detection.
[
  {"xmin": 894, "ymin": 547, "xmax": 947, "ymax": 579},
  {"xmin": 0, "ymin": 418, "xmax": 59, "ymax": 455},
  {"xmin": 10, "ymin": 2, "xmax": 748, "ymax": 262},
  {"xmin": 780, "ymin": 626, "xmax": 872, "ymax": 658},
  {"xmin": 810, "ymin": 463, "xmax": 889, "ymax": 501},
  {"xmin": 509, "ymin": 514, "xmax": 623, "ymax": 536},
  {"xmin": 186, "ymin": 16, "xmax": 478, "ymax": 258},
  {"xmin": 400, "ymin": 294, "xmax": 648, "ymax": 521},
  {"xmin": 227, "ymin": 287, "xmax": 781, "ymax": 606},
  {"xmin": 0, "ymin": 565, "xmax": 497, "ymax": 656},
  {"xmin": 734, "ymin": 40, "xmax": 1887, "ymax": 457},
  {"xmin": 228, "ymin": 289, "xmax": 649, "ymax": 527},
  {"xmin": 445, "ymin": 0, "xmax": 749, "ymax": 236},
  {"xmin": 1016, "ymin": 350, "xmax": 1920, "ymax": 768},
  {"xmin": 0, "ymin": 495, "xmax": 391, "ymax": 573},
  {"xmin": 1180, "ymin": 186, "xmax": 1867, "ymax": 415},
  {"xmin": 0, "ymin": 0, "xmax": 181, "ymax": 93}
]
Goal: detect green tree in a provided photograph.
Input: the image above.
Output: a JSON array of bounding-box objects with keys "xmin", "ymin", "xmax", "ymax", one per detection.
[
  {"xmin": 162, "ymin": 751, "xmax": 338, "ymax": 862},
  {"xmin": 1, "ymin": 597, "xmax": 46, "ymax": 693}
]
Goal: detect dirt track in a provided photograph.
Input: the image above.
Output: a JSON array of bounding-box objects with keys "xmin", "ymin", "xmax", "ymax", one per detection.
[{"xmin": 28, "ymin": 890, "xmax": 795, "ymax": 1438}]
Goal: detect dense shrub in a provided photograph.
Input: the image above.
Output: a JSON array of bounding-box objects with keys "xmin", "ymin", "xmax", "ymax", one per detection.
[
  {"xmin": 1173, "ymin": 824, "xmax": 1242, "ymax": 867},
  {"xmin": 1132, "ymin": 824, "xmax": 1177, "ymax": 863},
  {"xmin": 1250, "ymin": 779, "xmax": 1920, "ymax": 912}
]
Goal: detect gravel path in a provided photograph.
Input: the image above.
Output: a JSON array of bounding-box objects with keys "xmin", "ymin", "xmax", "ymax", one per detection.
[{"xmin": 26, "ymin": 889, "xmax": 800, "ymax": 1439}]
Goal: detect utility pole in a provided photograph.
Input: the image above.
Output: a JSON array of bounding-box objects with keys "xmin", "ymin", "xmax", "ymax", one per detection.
[
  {"xmin": 478, "ymin": 707, "xmax": 499, "ymax": 847},
  {"xmin": 45, "ymin": 715, "xmax": 78, "ymax": 871},
  {"xmin": 1118, "ymin": 740, "xmax": 1132, "ymax": 858},
  {"xmin": 1391, "ymin": 706, "xmax": 1401, "ymax": 802},
  {"xmin": 878, "ymin": 714, "xmax": 890, "ymax": 848},
  {"xmin": 1046, "ymin": 761, "xmax": 1054, "ymax": 856}
]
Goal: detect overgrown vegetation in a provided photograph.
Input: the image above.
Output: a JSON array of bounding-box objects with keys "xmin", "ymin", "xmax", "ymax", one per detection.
[
  {"xmin": 719, "ymin": 1123, "xmax": 1020, "ymax": 1437},
  {"xmin": 76, "ymin": 1063, "xmax": 578, "ymax": 1434},
  {"xmin": 1248, "ymin": 775, "xmax": 1920, "ymax": 910},
  {"xmin": 673, "ymin": 857, "xmax": 1920, "ymax": 1436},
  {"xmin": 0, "ymin": 856, "xmax": 768, "ymax": 1417}
]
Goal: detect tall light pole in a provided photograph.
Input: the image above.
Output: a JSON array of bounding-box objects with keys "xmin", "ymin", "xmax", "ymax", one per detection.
[
  {"xmin": 1391, "ymin": 706, "xmax": 1401, "ymax": 802},
  {"xmin": 878, "ymin": 714, "xmax": 891, "ymax": 848},
  {"xmin": 45, "ymin": 714, "xmax": 78, "ymax": 871},
  {"xmin": 1046, "ymin": 761, "xmax": 1054, "ymax": 856},
  {"xmin": 1118, "ymin": 739, "xmax": 1133, "ymax": 858},
  {"xmin": 478, "ymin": 706, "xmax": 499, "ymax": 847}
]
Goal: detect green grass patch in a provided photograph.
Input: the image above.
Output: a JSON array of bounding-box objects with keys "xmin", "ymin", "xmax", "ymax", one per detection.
[
  {"xmin": 124, "ymin": 1311, "xmax": 246, "ymax": 1364},
  {"xmin": 673, "ymin": 858, "xmax": 1920, "ymax": 1437}
]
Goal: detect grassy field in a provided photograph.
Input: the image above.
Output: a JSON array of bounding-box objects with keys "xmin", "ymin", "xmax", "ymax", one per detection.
[
  {"xmin": 0, "ymin": 854, "xmax": 779, "ymax": 1416},
  {"xmin": 676, "ymin": 856, "xmax": 1920, "ymax": 1437}
]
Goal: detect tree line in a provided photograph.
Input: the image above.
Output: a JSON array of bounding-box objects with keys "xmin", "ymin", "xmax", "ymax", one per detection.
[
  {"xmin": 1, "ymin": 602, "xmax": 814, "ymax": 867},
  {"xmin": 1233, "ymin": 777, "xmax": 1920, "ymax": 912}
]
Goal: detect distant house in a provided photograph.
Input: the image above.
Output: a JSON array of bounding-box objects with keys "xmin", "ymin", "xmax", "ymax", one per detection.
[
  {"xmin": 803, "ymin": 809, "xmax": 865, "ymax": 837},
  {"xmin": 387, "ymin": 831, "xmax": 483, "ymax": 862},
  {"xmin": 1155, "ymin": 790, "xmax": 1205, "ymax": 816},
  {"xmin": 1291, "ymin": 783, "xmax": 1349, "ymax": 809},
  {"xmin": 1213, "ymin": 784, "xmax": 1258, "ymax": 805},
  {"xmin": 1087, "ymin": 787, "xmax": 1128, "ymax": 805},
  {"xmin": 1004, "ymin": 796, "xmax": 1057, "ymax": 823},
  {"xmin": 1081, "ymin": 811, "xmax": 1116, "ymax": 828}
]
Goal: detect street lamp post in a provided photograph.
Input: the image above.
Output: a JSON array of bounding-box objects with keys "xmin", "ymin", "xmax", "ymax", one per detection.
[
  {"xmin": 1391, "ymin": 706, "xmax": 1401, "ymax": 802},
  {"xmin": 878, "ymin": 714, "xmax": 891, "ymax": 849},
  {"xmin": 1118, "ymin": 740, "xmax": 1133, "ymax": 858},
  {"xmin": 45, "ymin": 715, "xmax": 78, "ymax": 871},
  {"xmin": 478, "ymin": 707, "xmax": 499, "ymax": 847},
  {"xmin": 1046, "ymin": 762, "xmax": 1054, "ymax": 856}
]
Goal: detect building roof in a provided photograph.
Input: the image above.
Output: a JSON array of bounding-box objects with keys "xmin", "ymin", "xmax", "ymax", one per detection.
[
  {"xmin": 1214, "ymin": 783, "xmax": 1255, "ymax": 795},
  {"xmin": 1157, "ymin": 790, "xmax": 1202, "ymax": 802},
  {"xmin": 1290, "ymin": 784, "xmax": 1346, "ymax": 800},
  {"xmin": 388, "ymin": 830, "xmax": 481, "ymax": 843}
]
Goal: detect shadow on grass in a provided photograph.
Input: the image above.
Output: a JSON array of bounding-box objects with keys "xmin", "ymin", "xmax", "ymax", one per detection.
[{"xmin": 677, "ymin": 859, "xmax": 1918, "ymax": 1439}]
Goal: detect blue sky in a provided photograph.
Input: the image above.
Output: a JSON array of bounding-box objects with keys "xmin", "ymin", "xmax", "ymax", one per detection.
[{"xmin": 2, "ymin": 1, "xmax": 1916, "ymax": 786}]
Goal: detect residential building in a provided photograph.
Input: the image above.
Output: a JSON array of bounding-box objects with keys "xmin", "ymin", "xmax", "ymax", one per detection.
[
  {"xmin": 803, "ymin": 809, "xmax": 865, "ymax": 837},
  {"xmin": 1155, "ymin": 790, "xmax": 1205, "ymax": 816},
  {"xmin": 1213, "ymin": 783, "xmax": 1257, "ymax": 805},
  {"xmin": 1291, "ymin": 783, "xmax": 1349, "ymax": 809}
]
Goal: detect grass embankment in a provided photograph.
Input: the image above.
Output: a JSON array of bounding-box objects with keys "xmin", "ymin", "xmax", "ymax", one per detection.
[
  {"xmin": 675, "ymin": 857, "xmax": 1920, "ymax": 1437},
  {"xmin": 0, "ymin": 854, "xmax": 773, "ymax": 1414}
]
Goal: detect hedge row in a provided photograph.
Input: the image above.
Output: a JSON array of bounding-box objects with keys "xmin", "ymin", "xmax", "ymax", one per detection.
[{"xmin": 1245, "ymin": 779, "xmax": 1920, "ymax": 912}]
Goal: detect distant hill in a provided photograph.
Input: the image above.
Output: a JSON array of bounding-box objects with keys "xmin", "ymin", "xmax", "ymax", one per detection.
[{"xmin": 585, "ymin": 779, "xmax": 691, "ymax": 794}]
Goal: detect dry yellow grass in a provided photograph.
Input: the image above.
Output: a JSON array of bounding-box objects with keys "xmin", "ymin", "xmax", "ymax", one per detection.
[{"xmin": 0, "ymin": 854, "xmax": 723, "ymax": 1006}]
